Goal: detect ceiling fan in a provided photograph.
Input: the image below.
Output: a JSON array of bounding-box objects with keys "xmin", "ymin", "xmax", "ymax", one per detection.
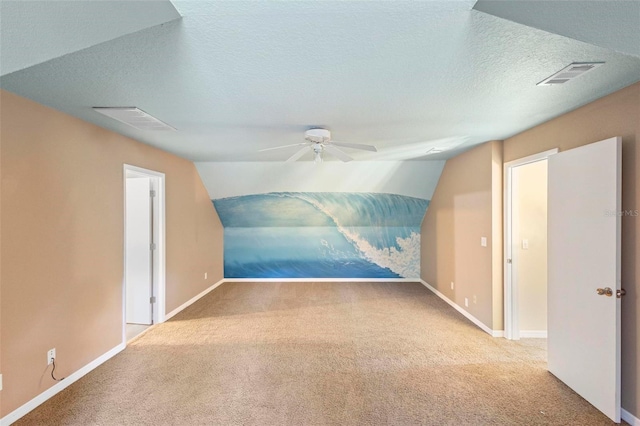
[{"xmin": 259, "ymin": 128, "xmax": 377, "ymax": 163}]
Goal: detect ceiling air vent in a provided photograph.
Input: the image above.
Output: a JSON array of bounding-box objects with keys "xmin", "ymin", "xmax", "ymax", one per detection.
[
  {"xmin": 537, "ymin": 62, "xmax": 604, "ymax": 86},
  {"xmin": 92, "ymin": 107, "xmax": 176, "ymax": 131}
]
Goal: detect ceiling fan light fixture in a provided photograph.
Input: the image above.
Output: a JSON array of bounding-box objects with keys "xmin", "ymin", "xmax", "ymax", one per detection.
[
  {"xmin": 313, "ymin": 143, "xmax": 324, "ymax": 163},
  {"xmin": 264, "ymin": 128, "xmax": 376, "ymax": 163}
]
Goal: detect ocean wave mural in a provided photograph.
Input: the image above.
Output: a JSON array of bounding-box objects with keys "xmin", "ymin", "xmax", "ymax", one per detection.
[{"xmin": 213, "ymin": 192, "xmax": 429, "ymax": 279}]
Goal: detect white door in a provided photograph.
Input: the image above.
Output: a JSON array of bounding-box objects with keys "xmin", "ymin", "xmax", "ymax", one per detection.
[
  {"xmin": 125, "ymin": 177, "xmax": 153, "ymax": 325},
  {"xmin": 547, "ymin": 137, "xmax": 621, "ymax": 422}
]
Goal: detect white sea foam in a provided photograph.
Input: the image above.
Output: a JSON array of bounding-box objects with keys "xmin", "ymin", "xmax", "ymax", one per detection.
[{"xmin": 292, "ymin": 194, "xmax": 421, "ymax": 278}]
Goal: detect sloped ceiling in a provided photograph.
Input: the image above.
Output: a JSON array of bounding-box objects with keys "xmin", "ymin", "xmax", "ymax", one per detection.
[
  {"xmin": 1, "ymin": 1, "xmax": 639, "ymax": 162},
  {"xmin": 474, "ymin": 0, "xmax": 640, "ymax": 58},
  {"xmin": 0, "ymin": 1, "xmax": 181, "ymax": 76}
]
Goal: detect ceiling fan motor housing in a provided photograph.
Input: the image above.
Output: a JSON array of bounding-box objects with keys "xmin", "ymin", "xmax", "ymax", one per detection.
[{"xmin": 305, "ymin": 128, "xmax": 331, "ymax": 143}]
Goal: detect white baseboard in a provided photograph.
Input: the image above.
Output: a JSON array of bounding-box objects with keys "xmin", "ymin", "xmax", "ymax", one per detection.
[
  {"xmin": 623, "ymin": 408, "xmax": 640, "ymax": 426},
  {"xmin": 0, "ymin": 343, "xmax": 125, "ymax": 426},
  {"xmin": 2, "ymin": 279, "xmax": 634, "ymax": 425},
  {"xmin": 1, "ymin": 280, "xmax": 226, "ymax": 425},
  {"xmin": 223, "ymin": 278, "xmax": 419, "ymax": 283},
  {"xmin": 519, "ymin": 330, "xmax": 548, "ymax": 338},
  {"xmin": 164, "ymin": 279, "xmax": 225, "ymax": 320},
  {"xmin": 419, "ymin": 279, "xmax": 503, "ymax": 338}
]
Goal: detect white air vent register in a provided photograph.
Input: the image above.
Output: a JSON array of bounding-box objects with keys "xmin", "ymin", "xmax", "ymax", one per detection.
[{"xmin": 537, "ymin": 62, "xmax": 604, "ymax": 86}]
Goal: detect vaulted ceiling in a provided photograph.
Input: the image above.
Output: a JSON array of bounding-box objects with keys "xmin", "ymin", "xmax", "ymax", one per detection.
[{"xmin": 1, "ymin": 1, "xmax": 639, "ymax": 162}]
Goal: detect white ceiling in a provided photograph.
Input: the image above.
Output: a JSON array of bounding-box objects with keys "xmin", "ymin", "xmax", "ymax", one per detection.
[
  {"xmin": 0, "ymin": 1, "xmax": 181, "ymax": 76},
  {"xmin": 1, "ymin": 1, "xmax": 639, "ymax": 162},
  {"xmin": 474, "ymin": 0, "xmax": 640, "ymax": 58}
]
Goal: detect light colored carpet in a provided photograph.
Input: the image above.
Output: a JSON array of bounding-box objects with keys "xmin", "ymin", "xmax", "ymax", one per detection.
[{"xmin": 17, "ymin": 282, "xmax": 618, "ymax": 425}]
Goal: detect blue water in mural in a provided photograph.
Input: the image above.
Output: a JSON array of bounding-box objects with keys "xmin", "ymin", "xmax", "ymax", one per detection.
[{"xmin": 213, "ymin": 192, "xmax": 429, "ymax": 279}]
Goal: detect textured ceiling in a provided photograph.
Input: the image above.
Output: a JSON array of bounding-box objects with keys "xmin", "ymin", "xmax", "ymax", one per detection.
[
  {"xmin": 1, "ymin": 1, "xmax": 639, "ymax": 162},
  {"xmin": 474, "ymin": 0, "xmax": 640, "ymax": 58},
  {"xmin": 0, "ymin": 1, "xmax": 181, "ymax": 76}
]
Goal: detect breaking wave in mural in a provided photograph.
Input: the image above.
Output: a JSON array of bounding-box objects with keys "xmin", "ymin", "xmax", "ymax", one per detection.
[{"xmin": 213, "ymin": 192, "xmax": 429, "ymax": 279}]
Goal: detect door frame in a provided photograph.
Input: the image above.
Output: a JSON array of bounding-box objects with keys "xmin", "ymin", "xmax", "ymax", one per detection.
[
  {"xmin": 123, "ymin": 164, "xmax": 166, "ymax": 344},
  {"xmin": 503, "ymin": 149, "xmax": 557, "ymax": 340}
]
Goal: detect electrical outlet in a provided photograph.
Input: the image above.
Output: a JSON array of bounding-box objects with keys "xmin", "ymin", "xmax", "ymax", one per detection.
[
  {"xmin": 450, "ymin": 282, "xmax": 454, "ymax": 290},
  {"xmin": 473, "ymin": 295, "xmax": 477, "ymax": 304},
  {"xmin": 0, "ymin": 373, "xmax": 3, "ymax": 391},
  {"xmin": 47, "ymin": 348, "xmax": 56, "ymax": 365},
  {"xmin": 464, "ymin": 297, "xmax": 469, "ymax": 307},
  {"xmin": 204, "ymin": 272, "xmax": 207, "ymax": 280},
  {"xmin": 481, "ymin": 237, "xmax": 487, "ymax": 247}
]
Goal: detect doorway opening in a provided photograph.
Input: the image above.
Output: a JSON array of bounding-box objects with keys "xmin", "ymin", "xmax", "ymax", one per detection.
[
  {"xmin": 504, "ymin": 149, "xmax": 557, "ymax": 340},
  {"xmin": 123, "ymin": 164, "xmax": 166, "ymax": 343}
]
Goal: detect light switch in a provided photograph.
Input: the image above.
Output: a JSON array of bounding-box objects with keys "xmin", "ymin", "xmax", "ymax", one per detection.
[
  {"xmin": 481, "ymin": 237, "xmax": 487, "ymax": 247},
  {"xmin": 522, "ymin": 239, "xmax": 529, "ymax": 250}
]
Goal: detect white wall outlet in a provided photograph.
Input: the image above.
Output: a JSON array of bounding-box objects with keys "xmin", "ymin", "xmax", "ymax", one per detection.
[
  {"xmin": 464, "ymin": 297, "xmax": 469, "ymax": 307},
  {"xmin": 473, "ymin": 295, "xmax": 477, "ymax": 304},
  {"xmin": 522, "ymin": 239, "xmax": 529, "ymax": 250},
  {"xmin": 47, "ymin": 348, "xmax": 56, "ymax": 365},
  {"xmin": 204, "ymin": 272, "xmax": 208, "ymax": 280},
  {"xmin": 481, "ymin": 237, "xmax": 487, "ymax": 247},
  {"xmin": 450, "ymin": 281, "xmax": 454, "ymax": 290}
]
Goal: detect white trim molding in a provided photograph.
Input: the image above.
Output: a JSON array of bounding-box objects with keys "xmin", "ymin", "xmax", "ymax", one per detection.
[
  {"xmin": 503, "ymin": 148, "xmax": 558, "ymax": 340},
  {"xmin": 122, "ymin": 164, "xmax": 167, "ymax": 341},
  {"xmin": 519, "ymin": 330, "xmax": 548, "ymax": 338},
  {"xmin": 622, "ymin": 408, "xmax": 640, "ymax": 426},
  {"xmin": 165, "ymin": 279, "xmax": 225, "ymax": 320},
  {"xmin": 420, "ymin": 280, "xmax": 503, "ymax": 337},
  {"xmin": 224, "ymin": 278, "xmax": 418, "ymax": 283},
  {"xmin": 0, "ymin": 343, "xmax": 125, "ymax": 426}
]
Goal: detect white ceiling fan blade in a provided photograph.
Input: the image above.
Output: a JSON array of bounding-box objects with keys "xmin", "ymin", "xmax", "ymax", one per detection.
[
  {"xmin": 331, "ymin": 141, "xmax": 377, "ymax": 152},
  {"xmin": 285, "ymin": 146, "xmax": 310, "ymax": 162},
  {"xmin": 258, "ymin": 142, "xmax": 309, "ymax": 152},
  {"xmin": 324, "ymin": 145, "xmax": 353, "ymax": 162}
]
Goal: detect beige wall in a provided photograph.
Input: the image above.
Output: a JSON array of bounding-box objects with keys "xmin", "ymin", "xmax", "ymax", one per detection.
[
  {"xmin": 421, "ymin": 140, "xmax": 503, "ymax": 330},
  {"xmin": 512, "ymin": 160, "xmax": 548, "ymax": 332},
  {"xmin": 504, "ymin": 82, "xmax": 640, "ymax": 418},
  {"xmin": 0, "ymin": 98, "xmax": 3, "ymax": 413},
  {"xmin": 422, "ymin": 81, "xmax": 639, "ymax": 418},
  {"xmin": 0, "ymin": 90, "xmax": 224, "ymax": 416}
]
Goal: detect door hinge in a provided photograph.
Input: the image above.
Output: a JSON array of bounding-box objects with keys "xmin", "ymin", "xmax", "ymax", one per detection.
[
  {"xmin": 150, "ymin": 296, "xmax": 156, "ymax": 304},
  {"xmin": 150, "ymin": 243, "xmax": 157, "ymax": 250},
  {"xmin": 507, "ymin": 259, "xmax": 512, "ymax": 264},
  {"xmin": 150, "ymin": 190, "xmax": 156, "ymax": 198}
]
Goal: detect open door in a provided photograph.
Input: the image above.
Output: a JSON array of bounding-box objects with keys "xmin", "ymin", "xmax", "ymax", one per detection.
[
  {"xmin": 547, "ymin": 137, "xmax": 621, "ymax": 422},
  {"xmin": 125, "ymin": 177, "xmax": 153, "ymax": 325}
]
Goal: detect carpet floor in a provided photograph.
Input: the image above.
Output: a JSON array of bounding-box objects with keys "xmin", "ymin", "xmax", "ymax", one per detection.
[{"xmin": 17, "ymin": 282, "xmax": 619, "ymax": 425}]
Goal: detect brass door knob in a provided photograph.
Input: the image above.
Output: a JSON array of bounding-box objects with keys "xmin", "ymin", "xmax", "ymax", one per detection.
[{"xmin": 596, "ymin": 287, "xmax": 613, "ymax": 297}]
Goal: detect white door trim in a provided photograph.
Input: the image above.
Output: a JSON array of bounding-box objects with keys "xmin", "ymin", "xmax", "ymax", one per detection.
[
  {"xmin": 123, "ymin": 164, "xmax": 166, "ymax": 344},
  {"xmin": 503, "ymin": 149, "xmax": 557, "ymax": 340}
]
